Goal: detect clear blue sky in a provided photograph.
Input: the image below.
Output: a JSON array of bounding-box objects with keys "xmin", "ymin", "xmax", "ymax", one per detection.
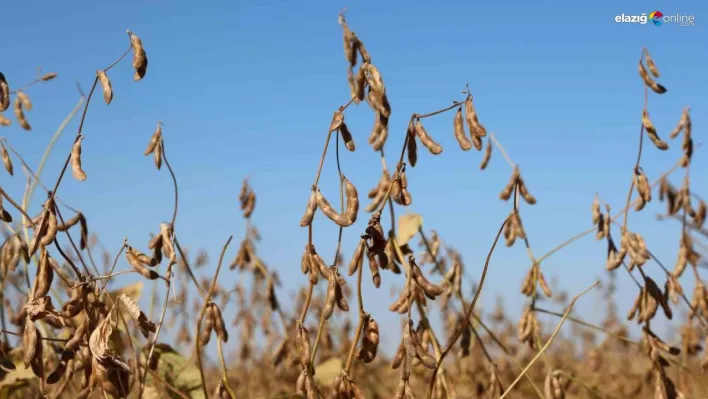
[{"xmin": 1, "ymin": 1, "xmax": 706, "ymax": 357}]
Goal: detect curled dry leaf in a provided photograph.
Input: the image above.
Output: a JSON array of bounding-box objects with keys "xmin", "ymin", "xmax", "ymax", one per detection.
[
  {"xmin": 118, "ymin": 294, "xmax": 156, "ymax": 338},
  {"xmin": 396, "ymin": 213, "xmax": 422, "ymax": 247}
]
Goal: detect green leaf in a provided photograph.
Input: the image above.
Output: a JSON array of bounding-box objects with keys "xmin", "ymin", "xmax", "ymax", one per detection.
[
  {"xmin": 142, "ymin": 343, "xmax": 204, "ymax": 399},
  {"xmin": 0, "ymin": 360, "xmax": 37, "ymax": 399},
  {"xmin": 313, "ymin": 357, "xmax": 343, "ymax": 385}
]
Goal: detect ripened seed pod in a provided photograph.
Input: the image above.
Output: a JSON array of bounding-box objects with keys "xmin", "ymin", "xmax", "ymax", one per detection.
[
  {"xmin": 695, "ymin": 200, "xmax": 706, "ymax": 228},
  {"xmin": 638, "ymin": 59, "xmax": 666, "ymax": 94},
  {"xmin": 296, "ymin": 370, "xmax": 307, "ymax": 395},
  {"xmin": 0, "ymin": 114, "xmax": 10, "ymax": 126},
  {"xmin": 411, "ymin": 259, "xmax": 444, "ymax": 297},
  {"xmin": 403, "ymin": 321, "xmax": 416, "ymax": 362},
  {"xmin": 23, "ymin": 318, "xmax": 38, "ymax": 367},
  {"xmin": 343, "ymin": 177, "xmax": 359, "ymax": 223},
  {"xmin": 465, "ymin": 95, "xmax": 487, "ymax": 137},
  {"xmin": 339, "ymin": 15, "xmax": 356, "ymax": 66},
  {"xmin": 16, "ymin": 90, "xmax": 31, "ymax": 111},
  {"xmin": 299, "ymin": 188, "xmax": 318, "ymax": 227},
  {"xmin": 127, "ymin": 250, "xmax": 159, "ymax": 280},
  {"xmin": 213, "ymin": 381, "xmax": 233, "ymax": 399},
  {"xmin": 480, "ymin": 138, "xmax": 492, "ymax": 170},
  {"xmin": 642, "ymin": 109, "xmax": 668, "ymax": 150},
  {"xmin": 96, "ymin": 70, "xmax": 113, "ymax": 105},
  {"xmin": 406, "ymin": 122, "xmax": 418, "ymax": 167},
  {"xmin": 128, "ymin": 246, "xmax": 158, "ymax": 267},
  {"xmin": 128, "ymin": 30, "xmax": 148, "ymax": 81},
  {"xmin": 153, "ymin": 137, "xmax": 163, "ymax": 170},
  {"xmin": 681, "ymin": 127, "xmax": 693, "ymax": 168},
  {"xmin": 71, "ymin": 136, "xmax": 87, "ymax": 181},
  {"xmin": 499, "ymin": 169, "xmax": 517, "ymax": 201},
  {"xmin": 634, "ymin": 168, "xmax": 651, "ymax": 211},
  {"xmin": 40, "ymin": 72, "xmax": 58, "ymax": 81},
  {"xmin": 347, "ymin": 67, "xmax": 358, "ymax": 101},
  {"xmin": 65, "ymin": 316, "xmax": 88, "ymax": 351},
  {"xmin": 538, "ymin": 270, "xmax": 552, "ymax": 298},
  {"xmin": 297, "ymin": 324, "xmax": 311, "ymax": 368},
  {"xmin": 211, "ymin": 303, "xmax": 229, "ymax": 342},
  {"xmin": 348, "ymin": 238, "xmax": 366, "ymax": 276},
  {"xmin": 78, "ymin": 214, "xmax": 89, "ymax": 250},
  {"xmin": 322, "ymin": 272, "xmax": 337, "ymax": 320},
  {"xmin": 1, "ymin": 144, "xmax": 12, "ymax": 176},
  {"xmin": 28, "ymin": 211, "xmax": 48, "ymax": 256},
  {"xmin": 517, "ymin": 175, "xmax": 536, "ymax": 205},
  {"xmin": 367, "ymin": 87, "xmax": 390, "ymax": 118},
  {"xmin": 334, "ymin": 277, "xmax": 349, "ymax": 312},
  {"xmin": 40, "ymin": 207, "xmax": 58, "ymax": 247},
  {"xmin": 31, "ymin": 249, "xmax": 53, "ymax": 299},
  {"xmin": 414, "ymin": 119, "xmax": 443, "ymax": 155},
  {"xmin": 412, "ymin": 328, "xmax": 437, "ymax": 369},
  {"xmin": 470, "ymin": 134, "xmax": 483, "ymax": 152},
  {"xmin": 200, "ymin": 305, "xmax": 214, "ymax": 346},
  {"xmin": 0, "ymin": 197, "xmax": 12, "ymax": 223},
  {"xmin": 670, "ymin": 108, "xmax": 690, "ymax": 139},
  {"xmin": 453, "ymin": 107, "xmax": 472, "ymax": 151},
  {"xmin": 644, "ymin": 49, "xmax": 660, "ymax": 77},
  {"xmin": 339, "ymin": 122, "xmax": 356, "ymax": 151},
  {"xmin": 355, "ymin": 65, "xmax": 367, "ymax": 102},
  {"xmin": 310, "ymin": 246, "xmax": 330, "ymax": 278},
  {"xmin": 366, "ymin": 63, "xmax": 385, "ymax": 94},
  {"xmin": 14, "ymin": 96, "xmax": 31, "ymax": 131},
  {"xmin": 316, "ymin": 189, "xmax": 353, "ymax": 227},
  {"xmin": 367, "ymin": 250, "xmax": 381, "ymax": 288},
  {"xmin": 391, "ymin": 341, "xmax": 406, "ymax": 369},
  {"xmin": 371, "ymin": 114, "xmax": 389, "ymax": 151},
  {"xmin": 144, "ymin": 122, "xmax": 162, "ymax": 155},
  {"xmin": 329, "ymin": 111, "xmax": 344, "ymax": 133},
  {"xmin": 55, "ymin": 212, "xmax": 80, "ymax": 232},
  {"xmin": 0, "ymin": 73, "xmax": 9, "ymax": 112},
  {"xmin": 357, "ymin": 316, "xmax": 380, "ymax": 363},
  {"xmin": 300, "ymin": 245, "xmax": 311, "ymax": 275}
]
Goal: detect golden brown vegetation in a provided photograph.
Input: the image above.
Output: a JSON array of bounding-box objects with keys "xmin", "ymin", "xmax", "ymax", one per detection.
[{"xmin": 0, "ymin": 12, "xmax": 706, "ymax": 399}]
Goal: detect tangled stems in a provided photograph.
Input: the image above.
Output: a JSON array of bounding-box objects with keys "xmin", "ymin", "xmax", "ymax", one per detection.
[
  {"xmin": 499, "ymin": 281, "xmax": 599, "ymax": 399},
  {"xmin": 426, "ymin": 212, "xmax": 512, "ymax": 399},
  {"xmin": 193, "ymin": 235, "xmax": 234, "ymax": 399}
]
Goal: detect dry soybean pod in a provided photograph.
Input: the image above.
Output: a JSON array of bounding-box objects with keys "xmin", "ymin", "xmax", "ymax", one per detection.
[
  {"xmin": 1, "ymin": 143, "xmax": 13, "ymax": 176},
  {"xmin": 316, "ymin": 188, "xmax": 353, "ymax": 227},
  {"xmin": 71, "ymin": 135, "xmax": 87, "ymax": 181},
  {"xmin": 414, "ymin": 118, "xmax": 442, "ymax": 155},
  {"xmin": 97, "ymin": 70, "xmax": 113, "ymax": 104},
  {"xmin": 480, "ymin": 137, "xmax": 492, "ymax": 170},
  {"xmin": 453, "ymin": 107, "xmax": 472, "ymax": 151},
  {"xmin": 299, "ymin": 188, "xmax": 318, "ymax": 227}
]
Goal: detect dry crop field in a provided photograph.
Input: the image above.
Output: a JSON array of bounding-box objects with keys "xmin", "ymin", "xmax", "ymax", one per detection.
[{"xmin": 0, "ymin": 11, "xmax": 706, "ymax": 399}]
